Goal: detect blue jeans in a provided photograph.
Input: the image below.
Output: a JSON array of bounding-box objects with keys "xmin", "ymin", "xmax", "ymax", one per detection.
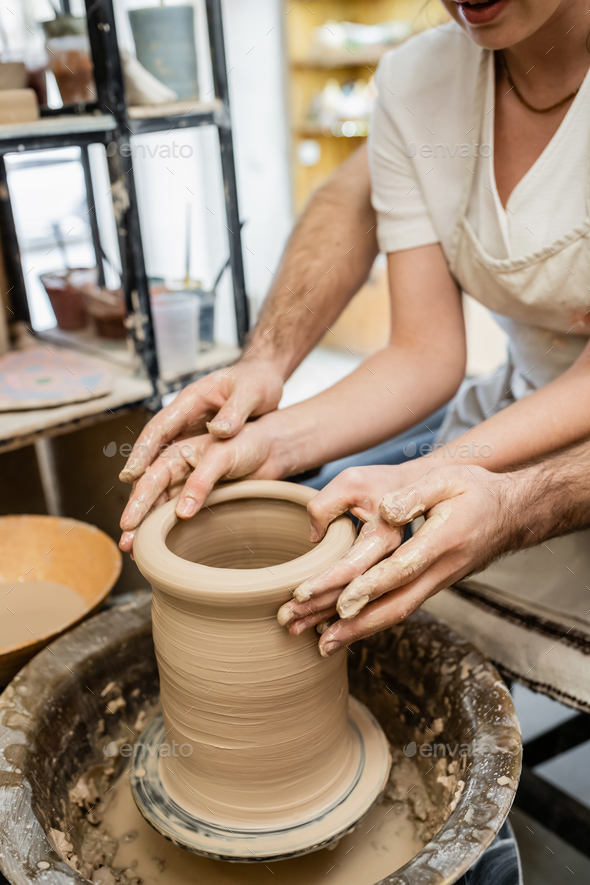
[
  {"xmin": 302, "ymin": 405, "xmax": 448, "ymax": 490},
  {"xmin": 457, "ymin": 821, "xmax": 522, "ymax": 885}
]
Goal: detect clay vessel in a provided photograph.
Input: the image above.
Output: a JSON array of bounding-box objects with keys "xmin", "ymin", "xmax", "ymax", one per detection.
[{"xmin": 133, "ymin": 480, "xmax": 361, "ymax": 828}]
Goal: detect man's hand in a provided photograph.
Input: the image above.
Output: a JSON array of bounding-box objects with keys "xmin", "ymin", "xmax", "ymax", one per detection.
[
  {"xmin": 276, "ymin": 460, "xmax": 436, "ymax": 633},
  {"xmin": 118, "ymin": 360, "xmax": 283, "ymax": 548},
  {"xmin": 120, "ymin": 360, "xmax": 283, "ymax": 482},
  {"xmin": 277, "ymin": 464, "xmax": 519, "ymax": 656}
]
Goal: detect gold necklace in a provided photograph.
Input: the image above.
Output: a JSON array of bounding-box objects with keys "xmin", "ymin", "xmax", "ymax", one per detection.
[{"xmin": 499, "ymin": 51, "xmax": 582, "ymax": 114}]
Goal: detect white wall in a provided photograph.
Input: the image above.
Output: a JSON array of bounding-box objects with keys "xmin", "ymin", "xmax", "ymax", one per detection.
[
  {"xmin": 111, "ymin": 0, "xmax": 292, "ymax": 343},
  {"xmin": 222, "ymin": 0, "xmax": 293, "ymax": 316}
]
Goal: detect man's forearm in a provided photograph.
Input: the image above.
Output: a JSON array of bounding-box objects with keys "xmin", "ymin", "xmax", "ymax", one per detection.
[
  {"xmin": 505, "ymin": 438, "xmax": 590, "ymax": 548},
  {"xmin": 243, "ymin": 145, "xmax": 378, "ymax": 380}
]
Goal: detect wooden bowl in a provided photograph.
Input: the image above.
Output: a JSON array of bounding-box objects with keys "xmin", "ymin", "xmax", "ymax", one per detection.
[{"xmin": 0, "ymin": 515, "xmax": 121, "ymax": 685}]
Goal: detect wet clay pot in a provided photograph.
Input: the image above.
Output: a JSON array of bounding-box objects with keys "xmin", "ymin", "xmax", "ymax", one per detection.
[{"xmin": 132, "ymin": 480, "xmax": 378, "ymax": 831}]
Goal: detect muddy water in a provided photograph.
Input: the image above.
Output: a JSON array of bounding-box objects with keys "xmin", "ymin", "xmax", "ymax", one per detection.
[
  {"xmin": 102, "ymin": 772, "xmax": 422, "ymax": 885},
  {"xmin": 0, "ymin": 581, "xmax": 86, "ymax": 649}
]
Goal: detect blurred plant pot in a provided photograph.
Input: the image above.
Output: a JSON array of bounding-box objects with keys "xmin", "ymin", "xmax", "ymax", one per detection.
[
  {"xmin": 46, "ymin": 35, "xmax": 95, "ymax": 104},
  {"xmin": 84, "ymin": 287, "xmax": 127, "ymax": 340},
  {"xmin": 128, "ymin": 6, "xmax": 199, "ymax": 100},
  {"xmin": 40, "ymin": 268, "xmax": 97, "ymax": 331}
]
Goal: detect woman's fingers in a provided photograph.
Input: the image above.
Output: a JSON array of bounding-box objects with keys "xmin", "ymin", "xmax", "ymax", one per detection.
[
  {"xmin": 119, "ymin": 489, "xmax": 171, "ymax": 552},
  {"xmin": 175, "ymin": 426, "xmax": 272, "ymax": 518},
  {"xmin": 306, "ymin": 468, "xmax": 385, "ymax": 542},
  {"xmin": 335, "ymin": 533, "xmax": 434, "ymax": 619},
  {"xmin": 175, "ymin": 440, "xmax": 234, "ymax": 518},
  {"xmin": 290, "ymin": 605, "xmax": 338, "ymax": 636},
  {"xmin": 119, "ymin": 530, "xmax": 136, "ymax": 553},
  {"xmin": 318, "ymin": 496, "xmax": 473, "ymax": 654},
  {"xmin": 119, "ymin": 453, "xmax": 192, "ymax": 531},
  {"xmin": 292, "ymin": 517, "xmax": 403, "ymax": 603},
  {"xmin": 277, "ymin": 588, "xmax": 342, "ymax": 628},
  {"xmin": 119, "ymin": 388, "xmax": 211, "ymax": 483}
]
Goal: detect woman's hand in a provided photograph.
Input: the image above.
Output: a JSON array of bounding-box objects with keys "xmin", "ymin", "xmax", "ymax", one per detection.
[
  {"xmin": 119, "ymin": 411, "xmax": 287, "ymax": 551},
  {"xmin": 277, "ymin": 463, "xmax": 517, "ymax": 656},
  {"xmin": 119, "ymin": 359, "xmax": 284, "ymax": 485}
]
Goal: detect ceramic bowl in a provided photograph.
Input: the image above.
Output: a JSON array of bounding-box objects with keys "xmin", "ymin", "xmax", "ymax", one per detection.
[{"xmin": 0, "ymin": 514, "xmax": 121, "ymax": 685}]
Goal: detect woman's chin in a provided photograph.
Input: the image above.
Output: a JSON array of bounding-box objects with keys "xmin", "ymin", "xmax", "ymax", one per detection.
[{"xmin": 442, "ymin": 0, "xmax": 559, "ymax": 50}]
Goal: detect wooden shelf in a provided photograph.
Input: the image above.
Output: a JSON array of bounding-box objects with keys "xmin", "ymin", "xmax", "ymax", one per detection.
[
  {"xmin": 0, "ymin": 361, "xmax": 153, "ymax": 454},
  {"xmin": 159, "ymin": 343, "xmax": 242, "ymax": 393},
  {"xmin": 38, "ymin": 327, "xmax": 241, "ymax": 387},
  {"xmin": 285, "ymin": 0, "xmax": 450, "ymax": 213},
  {"xmin": 128, "ymin": 99, "xmax": 228, "ymax": 135},
  {"xmin": 0, "ymin": 113, "xmax": 117, "ymax": 154},
  {"xmin": 0, "ymin": 113, "xmax": 116, "ymax": 142},
  {"xmin": 0, "ymin": 331, "xmax": 242, "ymax": 452},
  {"xmin": 296, "ymin": 124, "xmax": 368, "ymax": 138},
  {"xmin": 291, "ymin": 45, "xmax": 391, "ymax": 70},
  {"xmin": 38, "ymin": 327, "xmax": 135, "ymax": 370}
]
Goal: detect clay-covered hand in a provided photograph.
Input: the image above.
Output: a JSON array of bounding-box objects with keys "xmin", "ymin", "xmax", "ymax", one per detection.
[
  {"xmin": 120, "ymin": 359, "xmax": 283, "ymax": 483},
  {"xmin": 278, "ymin": 464, "xmax": 517, "ymax": 656},
  {"xmin": 276, "ymin": 461, "xmax": 430, "ymax": 634},
  {"xmin": 119, "ymin": 413, "xmax": 283, "ymax": 551},
  {"xmin": 118, "ymin": 360, "xmax": 283, "ymax": 549}
]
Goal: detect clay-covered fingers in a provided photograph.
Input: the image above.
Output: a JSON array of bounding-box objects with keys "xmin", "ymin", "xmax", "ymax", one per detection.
[
  {"xmin": 289, "ymin": 605, "xmax": 338, "ymax": 636},
  {"xmin": 292, "ymin": 516, "xmax": 404, "ymax": 605},
  {"xmin": 119, "ymin": 385, "xmax": 215, "ymax": 484},
  {"xmin": 119, "ymin": 488, "xmax": 172, "ymax": 553},
  {"xmin": 120, "ymin": 435, "xmax": 212, "ymax": 532},
  {"xmin": 317, "ymin": 507, "xmax": 466, "ymax": 656},
  {"xmin": 318, "ymin": 582, "xmax": 432, "ymax": 657},
  {"xmin": 315, "ymin": 466, "xmax": 511, "ymax": 656},
  {"xmin": 277, "ymin": 588, "xmax": 342, "ymax": 630},
  {"xmin": 334, "ymin": 525, "xmax": 441, "ymax": 620},
  {"xmin": 307, "ymin": 467, "xmax": 391, "ymax": 542},
  {"xmin": 174, "ymin": 440, "xmax": 236, "ymax": 518},
  {"xmin": 378, "ymin": 468, "xmax": 475, "ymax": 528},
  {"xmin": 207, "ymin": 367, "xmax": 282, "ymax": 439},
  {"xmin": 119, "ymin": 455, "xmax": 190, "ymax": 530},
  {"xmin": 175, "ymin": 424, "xmax": 274, "ymax": 518},
  {"xmin": 120, "ymin": 362, "xmax": 283, "ymax": 483}
]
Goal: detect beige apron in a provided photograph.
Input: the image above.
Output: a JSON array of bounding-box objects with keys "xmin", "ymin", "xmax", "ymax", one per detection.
[{"xmin": 424, "ymin": 50, "xmax": 590, "ymax": 710}]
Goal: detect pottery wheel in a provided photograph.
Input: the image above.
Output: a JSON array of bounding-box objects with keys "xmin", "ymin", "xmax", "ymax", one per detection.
[{"xmin": 131, "ymin": 696, "xmax": 391, "ymax": 862}]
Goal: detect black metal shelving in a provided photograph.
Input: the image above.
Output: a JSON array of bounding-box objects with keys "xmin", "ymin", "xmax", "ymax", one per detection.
[{"xmin": 0, "ymin": 0, "xmax": 248, "ymax": 430}]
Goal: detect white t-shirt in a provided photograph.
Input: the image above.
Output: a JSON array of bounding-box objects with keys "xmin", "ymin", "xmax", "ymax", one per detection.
[{"xmin": 369, "ymin": 21, "xmax": 589, "ymax": 262}]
